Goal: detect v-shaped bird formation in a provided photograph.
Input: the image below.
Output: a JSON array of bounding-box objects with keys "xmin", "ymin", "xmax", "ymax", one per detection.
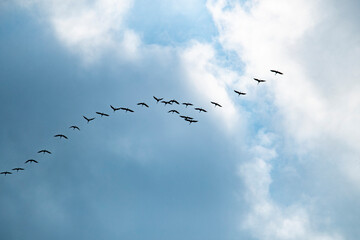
[{"xmin": 1, "ymin": 70, "xmax": 282, "ymax": 176}]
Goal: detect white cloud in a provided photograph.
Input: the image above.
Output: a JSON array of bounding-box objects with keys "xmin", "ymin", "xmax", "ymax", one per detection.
[
  {"xmin": 239, "ymin": 131, "xmax": 343, "ymax": 240},
  {"xmin": 17, "ymin": 0, "xmax": 136, "ymax": 62},
  {"xmin": 207, "ymin": 0, "xmax": 360, "ymax": 187}
]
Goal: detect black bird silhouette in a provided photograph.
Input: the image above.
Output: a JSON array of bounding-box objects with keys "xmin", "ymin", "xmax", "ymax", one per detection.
[
  {"xmin": 70, "ymin": 125, "xmax": 80, "ymax": 131},
  {"xmin": 211, "ymin": 101, "xmax": 222, "ymax": 107},
  {"xmin": 254, "ymin": 78, "xmax": 266, "ymax": 85},
  {"xmin": 12, "ymin": 168, "xmax": 24, "ymax": 172},
  {"xmin": 182, "ymin": 102, "xmax": 193, "ymax": 107},
  {"xmin": 25, "ymin": 159, "xmax": 38, "ymax": 164},
  {"xmin": 120, "ymin": 107, "xmax": 134, "ymax": 113},
  {"xmin": 137, "ymin": 102, "xmax": 149, "ymax": 108},
  {"xmin": 153, "ymin": 96, "xmax": 163, "ymax": 103},
  {"xmin": 1, "ymin": 171, "xmax": 12, "ymax": 176},
  {"xmin": 161, "ymin": 100, "xmax": 172, "ymax": 106},
  {"xmin": 54, "ymin": 134, "xmax": 68, "ymax": 139},
  {"xmin": 83, "ymin": 115, "xmax": 95, "ymax": 123},
  {"xmin": 96, "ymin": 112, "xmax": 109, "ymax": 117},
  {"xmin": 38, "ymin": 149, "xmax": 51, "ymax": 154},
  {"xmin": 180, "ymin": 115, "xmax": 193, "ymax": 120},
  {"xmin": 185, "ymin": 119, "xmax": 198, "ymax": 125},
  {"xmin": 195, "ymin": 107, "xmax": 207, "ymax": 113},
  {"xmin": 168, "ymin": 110, "xmax": 180, "ymax": 114},
  {"xmin": 170, "ymin": 99, "xmax": 180, "ymax": 105},
  {"xmin": 270, "ymin": 69, "xmax": 283, "ymax": 75},
  {"xmin": 110, "ymin": 105, "xmax": 121, "ymax": 112},
  {"xmin": 234, "ymin": 90, "xmax": 246, "ymax": 96}
]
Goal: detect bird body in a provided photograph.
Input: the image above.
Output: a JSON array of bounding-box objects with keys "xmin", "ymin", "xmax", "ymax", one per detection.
[
  {"xmin": 182, "ymin": 102, "xmax": 193, "ymax": 107},
  {"xmin": 12, "ymin": 168, "xmax": 24, "ymax": 172},
  {"xmin": 120, "ymin": 107, "xmax": 134, "ymax": 113},
  {"xmin": 96, "ymin": 112, "xmax": 109, "ymax": 117},
  {"xmin": 168, "ymin": 110, "xmax": 180, "ymax": 114},
  {"xmin": 161, "ymin": 100, "xmax": 172, "ymax": 106},
  {"xmin": 69, "ymin": 125, "xmax": 80, "ymax": 130},
  {"xmin": 110, "ymin": 105, "xmax": 121, "ymax": 112},
  {"xmin": 153, "ymin": 96, "xmax": 163, "ymax": 103},
  {"xmin": 195, "ymin": 107, "xmax": 207, "ymax": 113},
  {"xmin": 185, "ymin": 119, "xmax": 198, "ymax": 125},
  {"xmin": 25, "ymin": 159, "xmax": 38, "ymax": 164},
  {"xmin": 169, "ymin": 99, "xmax": 179, "ymax": 105},
  {"xmin": 38, "ymin": 149, "xmax": 51, "ymax": 154},
  {"xmin": 270, "ymin": 69, "xmax": 283, "ymax": 75},
  {"xmin": 234, "ymin": 90, "xmax": 246, "ymax": 96},
  {"xmin": 211, "ymin": 101, "xmax": 222, "ymax": 107},
  {"xmin": 54, "ymin": 134, "xmax": 68, "ymax": 139},
  {"xmin": 83, "ymin": 116, "xmax": 95, "ymax": 123},
  {"xmin": 137, "ymin": 102, "xmax": 149, "ymax": 108},
  {"xmin": 254, "ymin": 78, "xmax": 266, "ymax": 84}
]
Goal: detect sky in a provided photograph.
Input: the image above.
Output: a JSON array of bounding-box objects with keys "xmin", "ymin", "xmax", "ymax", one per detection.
[{"xmin": 0, "ymin": 0, "xmax": 359, "ymax": 239}]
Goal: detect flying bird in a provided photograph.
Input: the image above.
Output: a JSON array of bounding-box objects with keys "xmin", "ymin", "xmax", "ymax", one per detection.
[
  {"xmin": 254, "ymin": 78, "xmax": 266, "ymax": 85},
  {"xmin": 54, "ymin": 134, "xmax": 68, "ymax": 139},
  {"xmin": 153, "ymin": 96, "xmax": 163, "ymax": 103},
  {"xmin": 110, "ymin": 105, "xmax": 121, "ymax": 112},
  {"xmin": 270, "ymin": 69, "xmax": 283, "ymax": 75},
  {"xmin": 120, "ymin": 107, "xmax": 134, "ymax": 113},
  {"xmin": 194, "ymin": 107, "xmax": 207, "ymax": 113},
  {"xmin": 169, "ymin": 99, "xmax": 180, "ymax": 105},
  {"xmin": 83, "ymin": 115, "xmax": 95, "ymax": 123},
  {"xmin": 234, "ymin": 90, "xmax": 246, "ymax": 96},
  {"xmin": 180, "ymin": 115, "xmax": 193, "ymax": 120},
  {"xmin": 38, "ymin": 149, "xmax": 51, "ymax": 154},
  {"xmin": 161, "ymin": 100, "xmax": 172, "ymax": 106},
  {"xmin": 25, "ymin": 159, "xmax": 38, "ymax": 164},
  {"xmin": 12, "ymin": 168, "xmax": 24, "ymax": 172},
  {"xmin": 182, "ymin": 102, "xmax": 193, "ymax": 107},
  {"xmin": 185, "ymin": 119, "xmax": 198, "ymax": 125},
  {"xmin": 1, "ymin": 171, "xmax": 12, "ymax": 176},
  {"xmin": 69, "ymin": 125, "xmax": 80, "ymax": 131},
  {"xmin": 168, "ymin": 110, "xmax": 180, "ymax": 114},
  {"xmin": 96, "ymin": 112, "xmax": 109, "ymax": 117},
  {"xmin": 211, "ymin": 101, "xmax": 222, "ymax": 108},
  {"xmin": 137, "ymin": 102, "xmax": 149, "ymax": 108}
]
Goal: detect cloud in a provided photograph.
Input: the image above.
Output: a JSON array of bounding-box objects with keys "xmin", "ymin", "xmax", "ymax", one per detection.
[
  {"xmin": 16, "ymin": 0, "xmax": 136, "ymax": 62},
  {"xmin": 239, "ymin": 131, "xmax": 343, "ymax": 240}
]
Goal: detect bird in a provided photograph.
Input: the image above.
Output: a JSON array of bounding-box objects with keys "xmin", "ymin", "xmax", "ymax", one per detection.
[
  {"xmin": 182, "ymin": 102, "xmax": 193, "ymax": 107},
  {"xmin": 1, "ymin": 171, "xmax": 12, "ymax": 176},
  {"xmin": 211, "ymin": 101, "xmax": 222, "ymax": 107},
  {"xmin": 69, "ymin": 125, "xmax": 80, "ymax": 131},
  {"xmin": 83, "ymin": 115, "xmax": 95, "ymax": 123},
  {"xmin": 254, "ymin": 78, "xmax": 266, "ymax": 85},
  {"xmin": 12, "ymin": 168, "xmax": 24, "ymax": 172},
  {"xmin": 234, "ymin": 90, "xmax": 246, "ymax": 96},
  {"xmin": 96, "ymin": 112, "xmax": 109, "ymax": 117},
  {"xmin": 185, "ymin": 119, "xmax": 198, "ymax": 125},
  {"xmin": 153, "ymin": 96, "xmax": 163, "ymax": 103},
  {"xmin": 54, "ymin": 134, "xmax": 68, "ymax": 139},
  {"xmin": 120, "ymin": 107, "xmax": 134, "ymax": 113},
  {"xmin": 161, "ymin": 100, "xmax": 172, "ymax": 106},
  {"xmin": 270, "ymin": 69, "xmax": 283, "ymax": 75},
  {"xmin": 170, "ymin": 99, "xmax": 180, "ymax": 105},
  {"xmin": 194, "ymin": 107, "xmax": 207, "ymax": 113},
  {"xmin": 110, "ymin": 105, "xmax": 121, "ymax": 112},
  {"xmin": 38, "ymin": 149, "xmax": 51, "ymax": 154},
  {"xmin": 180, "ymin": 115, "xmax": 193, "ymax": 120},
  {"xmin": 137, "ymin": 102, "xmax": 149, "ymax": 108},
  {"xmin": 168, "ymin": 110, "xmax": 180, "ymax": 114},
  {"xmin": 25, "ymin": 159, "xmax": 38, "ymax": 164}
]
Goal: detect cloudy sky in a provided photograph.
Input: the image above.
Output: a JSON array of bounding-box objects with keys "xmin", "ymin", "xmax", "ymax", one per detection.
[{"xmin": 0, "ymin": 0, "xmax": 359, "ymax": 239}]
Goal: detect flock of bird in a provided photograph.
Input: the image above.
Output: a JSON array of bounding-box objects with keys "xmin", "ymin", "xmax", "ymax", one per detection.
[{"xmin": 1, "ymin": 69, "xmax": 283, "ymax": 176}]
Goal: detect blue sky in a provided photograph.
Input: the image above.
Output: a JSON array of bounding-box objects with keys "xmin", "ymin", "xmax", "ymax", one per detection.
[{"xmin": 1, "ymin": 0, "xmax": 360, "ymax": 239}]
